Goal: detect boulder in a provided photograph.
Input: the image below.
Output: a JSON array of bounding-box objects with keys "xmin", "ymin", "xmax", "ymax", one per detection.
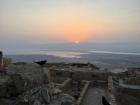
[
  {"xmin": 60, "ymin": 94, "xmax": 76, "ymax": 105},
  {"xmin": 0, "ymin": 63, "xmax": 49, "ymax": 97},
  {"xmin": 14, "ymin": 86, "xmax": 50, "ymax": 105},
  {"xmin": 0, "ymin": 74, "xmax": 11, "ymax": 97}
]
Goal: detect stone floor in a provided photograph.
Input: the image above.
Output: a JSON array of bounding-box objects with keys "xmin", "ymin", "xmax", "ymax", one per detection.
[{"xmin": 82, "ymin": 87, "xmax": 104, "ymax": 105}]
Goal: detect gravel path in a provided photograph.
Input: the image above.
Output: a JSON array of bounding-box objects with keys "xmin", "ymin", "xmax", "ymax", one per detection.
[{"xmin": 82, "ymin": 87, "xmax": 104, "ymax": 105}]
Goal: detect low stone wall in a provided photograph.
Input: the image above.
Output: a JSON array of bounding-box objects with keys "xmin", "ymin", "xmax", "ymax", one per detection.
[
  {"xmin": 50, "ymin": 69, "xmax": 108, "ymax": 82},
  {"xmin": 52, "ymin": 77, "xmax": 66, "ymax": 84},
  {"xmin": 73, "ymin": 71, "xmax": 108, "ymax": 81},
  {"xmin": 91, "ymin": 80, "xmax": 107, "ymax": 87},
  {"xmin": 60, "ymin": 78, "xmax": 72, "ymax": 90},
  {"xmin": 76, "ymin": 81, "xmax": 90, "ymax": 105},
  {"xmin": 107, "ymin": 76, "xmax": 117, "ymax": 105}
]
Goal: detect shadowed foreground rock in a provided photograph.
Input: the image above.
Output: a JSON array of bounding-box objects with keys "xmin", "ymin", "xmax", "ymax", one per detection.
[
  {"xmin": 0, "ymin": 63, "xmax": 49, "ymax": 98},
  {"xmin": 0, "ymin": 63, "xmax": 76, "ymax": 105},
  {"xmin": 102, "ymin": 96, "xmax": 110, "ymax": 105},
  {"xmin": 61, "ymin": 94, "xmax": 76, "ymax": 105},
  {"xmin": 14, "ymin": 86, "xmax": 50, "ymax": 105},
  {"xmin": 14, "ymin": 86, "xmax": 75, "ymax": 105}
]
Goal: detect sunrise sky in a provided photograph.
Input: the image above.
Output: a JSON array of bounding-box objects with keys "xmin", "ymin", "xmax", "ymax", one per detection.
[{"xmin": 0, "ymin": 0, "xmax": 140, "ymax": 49}]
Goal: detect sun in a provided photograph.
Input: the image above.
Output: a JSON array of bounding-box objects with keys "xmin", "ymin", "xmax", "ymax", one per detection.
[{"xmin": 74, "ymin": 40, "xmax": 80, "ymax": 44}]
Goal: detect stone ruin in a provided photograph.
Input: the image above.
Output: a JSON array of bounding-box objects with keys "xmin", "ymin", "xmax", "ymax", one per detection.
[
  {"xmin": 0, "ymin": 54, "xmax": 76, "ymax": 105},
  {"xmin": 0, "ymin": 51, "xmax": 140, "ymax": 105}
]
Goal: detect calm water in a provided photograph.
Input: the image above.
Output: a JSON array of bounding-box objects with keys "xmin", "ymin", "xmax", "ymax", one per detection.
[
  {"xmin": 39, "ymin": 50, "xmax": 88, "ymax": 58},
  {"xmin": 4, "ymin": 48, "xmax": 140, "ymax": 58},
  {"xmin": 5, "ymin": 49, "xmax": 140, "ymax": 70}
]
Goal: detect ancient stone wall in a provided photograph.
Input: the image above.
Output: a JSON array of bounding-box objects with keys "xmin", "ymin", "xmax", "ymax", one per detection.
[
  {"xmin": 107, "ymin": 76, "xmax": 117, "ymax": 105},
  {"xmin": 76, "ymin": 81, "xmax": 90, "ymax": 105},
  {"xmin": 50, "ymin": 69, "xmax": 109, "ymax": 82}
]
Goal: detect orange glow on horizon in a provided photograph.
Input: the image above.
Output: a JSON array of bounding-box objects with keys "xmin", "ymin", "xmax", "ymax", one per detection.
[
  {"xmin": 59, "ymin": 22, "xmax": 96, "ymax": 43},
  {"xmin": 36, "ymin": 16, "xmax": 103, "ymax": 43},
  {"xmin": 74, "ymin": 40, "xmax": 80, "ymax": 44},
  {"xmin": 66, "ymin": 34, "xmax": 90, "ymax": 43}
]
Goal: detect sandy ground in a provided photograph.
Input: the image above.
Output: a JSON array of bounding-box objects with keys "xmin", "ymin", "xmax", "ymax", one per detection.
[{"xmin": 82, "ymin": 87, "xmax": 104, "ymax": 105}]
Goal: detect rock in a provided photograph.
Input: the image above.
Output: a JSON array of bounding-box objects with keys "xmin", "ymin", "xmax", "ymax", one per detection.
[
  {"xmin": 0, "ymin": 63, "xmax": 49, "ymax": 98},
  {"xmin": 0, "ymin": 63, "xmax": 75, "ymax": 105},
  {"xmin": 33, "ymin": 100, "xmax": 41, "ymax": 105},
  {"xmin": 14, "ymin": 86, "xmax": 50, "ymax": 105},
  {"xmin": 14, "ymin": 88, "xmax": 76, "ymax": 105},
  {"xmin": 0, "ymin": 74, "xmax": 11, "ymax": 97},
  {"xmin": 7, "ymin": 63, "xmax": 49, "ymax": 95},
  {"xmin": 60, "ymin": 94, "xmax": 76, "ymax": 105},
  {"xmin": 0, "ymin": 98, "xmax": 13, "ymax": 105}
]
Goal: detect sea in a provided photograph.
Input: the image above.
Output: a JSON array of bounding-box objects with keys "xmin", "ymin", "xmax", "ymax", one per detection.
[{"xmin": 3, "ymin": 48, "xmax": 140, "ymax": 72}]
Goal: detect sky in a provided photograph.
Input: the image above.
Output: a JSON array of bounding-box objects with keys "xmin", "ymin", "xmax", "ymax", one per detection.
[{"xmin": 0, "ymin": 0, "xmax": 140, "ymax": 51}]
